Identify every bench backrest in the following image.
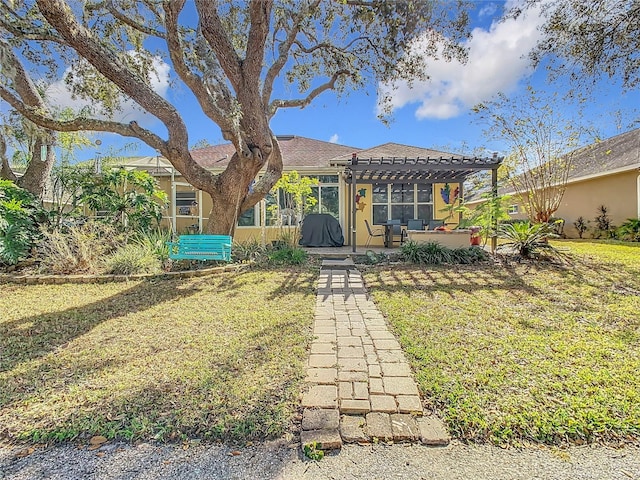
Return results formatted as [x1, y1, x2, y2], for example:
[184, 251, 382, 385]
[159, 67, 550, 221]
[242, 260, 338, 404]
[169, 234, 232, 261]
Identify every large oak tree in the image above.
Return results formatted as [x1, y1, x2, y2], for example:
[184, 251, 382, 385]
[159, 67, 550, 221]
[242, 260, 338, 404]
[0, 0, 469, 234]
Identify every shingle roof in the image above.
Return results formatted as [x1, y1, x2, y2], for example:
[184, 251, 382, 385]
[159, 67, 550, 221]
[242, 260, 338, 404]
[567, 127, 640, 181]
[329, 142, 457, 163]
[191, 135, 359, 169]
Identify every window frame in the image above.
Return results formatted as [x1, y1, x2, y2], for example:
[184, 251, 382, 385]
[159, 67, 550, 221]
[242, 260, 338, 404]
[372, 183, 435, 225]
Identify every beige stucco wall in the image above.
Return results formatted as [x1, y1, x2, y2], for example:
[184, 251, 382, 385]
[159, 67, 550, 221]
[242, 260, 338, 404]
[488, 170, 640, 238]
[557, 170, 639, 237]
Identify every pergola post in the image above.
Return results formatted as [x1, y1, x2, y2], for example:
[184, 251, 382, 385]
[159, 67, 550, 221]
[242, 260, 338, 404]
[491, 166, 498, 253]
[351, 154, 357, 253]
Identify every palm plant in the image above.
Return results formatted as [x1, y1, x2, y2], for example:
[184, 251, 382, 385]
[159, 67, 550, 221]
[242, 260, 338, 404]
[617, 218, 640, 242]
[497, 221, 558, 258]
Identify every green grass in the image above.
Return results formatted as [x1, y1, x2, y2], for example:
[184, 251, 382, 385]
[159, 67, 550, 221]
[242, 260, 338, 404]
[363, 240, 640, 446]
[0, 269, 317, 444]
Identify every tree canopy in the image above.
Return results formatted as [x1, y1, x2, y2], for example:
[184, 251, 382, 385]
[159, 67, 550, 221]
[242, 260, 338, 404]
[0, 0, 470, 234]
[514, 0, 640, 90]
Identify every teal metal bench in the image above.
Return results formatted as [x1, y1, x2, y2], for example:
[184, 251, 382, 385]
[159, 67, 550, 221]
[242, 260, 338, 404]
[167, 234, 232, 261]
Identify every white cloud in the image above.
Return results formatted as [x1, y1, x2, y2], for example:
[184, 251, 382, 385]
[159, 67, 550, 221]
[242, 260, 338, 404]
[479, 3, 499, 18]
[329, 133, 339, 144]
[45, 54, 170, 127]
[378, 4, 545, 119]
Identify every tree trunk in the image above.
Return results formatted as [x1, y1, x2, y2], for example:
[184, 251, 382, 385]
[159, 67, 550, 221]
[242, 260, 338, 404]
[202, 136, 283, 236]
[17, 140, 56, 199]
[0, 133, 18, 183]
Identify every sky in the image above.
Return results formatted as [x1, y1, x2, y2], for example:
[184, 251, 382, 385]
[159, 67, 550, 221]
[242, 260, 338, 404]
[32, 1, 640, 161]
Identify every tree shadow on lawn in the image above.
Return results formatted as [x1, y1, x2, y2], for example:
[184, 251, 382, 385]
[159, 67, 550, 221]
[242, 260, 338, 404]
[1, 314, 308, 444]
[364, 262, 541, 298]
[208, 268, 317, 301]
[0, 279, 202, 374]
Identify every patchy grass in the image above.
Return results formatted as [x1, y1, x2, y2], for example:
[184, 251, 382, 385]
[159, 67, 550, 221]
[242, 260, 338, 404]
[363, 241, 640, 446]
[0, 269, 317, 444]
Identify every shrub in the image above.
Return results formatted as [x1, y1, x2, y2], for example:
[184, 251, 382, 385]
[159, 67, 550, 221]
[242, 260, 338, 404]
[573, 216, 589, 239]
[133, 228, 172, 263]
[450, 246, 490, 264]
[105, 244, 162, 275]
[38, 222, 123, 274]
[233, 239, 269, 264]
[617, 218, 640, 242]
[497, 221, 558, 259]
[400, 241, 487, 265]
[79, 168, 168, 233]
[0, 180, 43, 265]
[267, 246, 308, 265]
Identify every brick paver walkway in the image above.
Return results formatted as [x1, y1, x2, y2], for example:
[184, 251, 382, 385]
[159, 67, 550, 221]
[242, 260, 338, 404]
[300, 259, 449, 451]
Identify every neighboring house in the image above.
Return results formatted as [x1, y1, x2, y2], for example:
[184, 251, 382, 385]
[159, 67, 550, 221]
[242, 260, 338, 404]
[114, 135, 500, 247]
[492, 128, 640, 238]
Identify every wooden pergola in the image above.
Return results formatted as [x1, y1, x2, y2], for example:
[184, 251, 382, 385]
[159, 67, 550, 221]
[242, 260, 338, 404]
[343, 154, 504, 252]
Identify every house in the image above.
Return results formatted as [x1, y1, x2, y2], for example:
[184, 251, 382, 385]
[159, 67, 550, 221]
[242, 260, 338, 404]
[495, 128, 640, 237]
[116, 135, 501, 247]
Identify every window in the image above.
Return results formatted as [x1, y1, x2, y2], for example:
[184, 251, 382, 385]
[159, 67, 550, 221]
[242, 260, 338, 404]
[176, 191, 197, 216]
[309, 175, 340, 218]
[508, 204, 519, 215]
[252, 174, 339, 227]
[372, 183, 434, 224]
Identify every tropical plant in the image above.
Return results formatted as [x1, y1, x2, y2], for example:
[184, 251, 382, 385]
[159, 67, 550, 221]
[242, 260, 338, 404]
[593, 205, 615, 239]
[79, 168, 168, 233]
[573, 216, 589, 239]
[401, 241, 451, 264]
[0, 180, 43, 265]
[617, 218, 640, 242]
[456, 193, 512, 246]
[497, 221, 558, 259]
[449, 246, 490, 264]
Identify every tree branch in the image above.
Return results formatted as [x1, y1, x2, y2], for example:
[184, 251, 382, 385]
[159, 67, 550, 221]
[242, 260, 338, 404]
[0, 84, 168, 154]
[104, 0, 165, 38]
[36, 0, 190, 151]
[244, 0, 272, 86]
[268, 70, 352, 116]
[164, 2, 232, 131]
[194, 0, 243, 90]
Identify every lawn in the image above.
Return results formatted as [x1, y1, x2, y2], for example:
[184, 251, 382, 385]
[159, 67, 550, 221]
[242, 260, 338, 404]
[363, 240, 640, 446]
[0, 268, 317, 444]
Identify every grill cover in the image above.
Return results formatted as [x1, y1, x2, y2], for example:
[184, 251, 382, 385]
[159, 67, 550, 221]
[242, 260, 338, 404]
[299, 214, 344, 247]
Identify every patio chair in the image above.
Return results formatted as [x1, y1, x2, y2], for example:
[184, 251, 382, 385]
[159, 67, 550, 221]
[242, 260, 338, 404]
[364, 219, 384, 247]
[407, 219, 425, 231]
[388, 219, 404, 245]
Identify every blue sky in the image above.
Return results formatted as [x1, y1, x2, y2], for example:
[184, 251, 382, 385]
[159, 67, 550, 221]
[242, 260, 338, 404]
[38, 1, 639, 162]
